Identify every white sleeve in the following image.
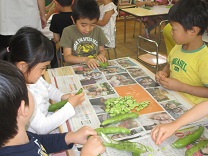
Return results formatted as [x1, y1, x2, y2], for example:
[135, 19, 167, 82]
[40, 77, 64, 102]
[28, 102, 75, 134]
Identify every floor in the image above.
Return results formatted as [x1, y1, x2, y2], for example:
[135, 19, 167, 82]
[107, 18, 168, 73]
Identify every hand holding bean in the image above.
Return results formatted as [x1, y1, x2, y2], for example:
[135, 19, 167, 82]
[68, 92, 85, 108]
[81, 135, 105, 156]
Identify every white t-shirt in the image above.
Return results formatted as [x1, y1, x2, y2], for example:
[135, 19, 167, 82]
[99, 2, 118, 48]
[27, 77, 75, 134]
[0, 0, 42, 35]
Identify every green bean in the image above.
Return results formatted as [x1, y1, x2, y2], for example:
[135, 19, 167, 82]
[101, 133, 147, 154]
[185, 140, 208, 156]
[101, 112, 139, 126]
[48, 88, 83, 112]
[48, 99, 68, 112]
[172, 126, 204, 148]
[75, 88, 83, 95]
[95, 127, 131, 135]
[99, 61, 108, 68]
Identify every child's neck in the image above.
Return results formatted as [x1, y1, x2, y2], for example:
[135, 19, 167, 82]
[103, 0, 111, 5]
[59, 6, 72, 12]
[183, 36, 204, 51]
[3, 128, 29, 147]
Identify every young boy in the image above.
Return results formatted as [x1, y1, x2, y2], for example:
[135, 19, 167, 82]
[49, 0, 74, 43]
[0, 61, 105, 156]
[155, 0, 208, 105]
[60, 0, 109, 69]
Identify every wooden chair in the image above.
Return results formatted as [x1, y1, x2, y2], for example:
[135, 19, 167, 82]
[137, 35, 167, 73]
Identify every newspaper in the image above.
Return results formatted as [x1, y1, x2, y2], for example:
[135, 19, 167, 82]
[46, 57, 208, 155]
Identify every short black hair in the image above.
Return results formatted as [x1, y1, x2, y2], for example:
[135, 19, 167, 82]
[0, 61, 28, 147]
[168, 0, 208, 35]
[56, 0, 73, 6]
[72, 0, 100, 22]
[0, 27, 54, 73]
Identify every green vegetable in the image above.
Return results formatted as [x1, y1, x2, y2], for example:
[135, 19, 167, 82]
[48, 99, 68, 112]
[172, 126, 204, 148]
[143, 6, 151, 10]
[95, 127, 131, 135]
[101, 112, 139, 126]
[99, 61, 108, 68]
[101, 132, 148, 154]
[105, 96, 149, 116]
[185, 140, 208, 156]
[48, 88, 83, 112]
[75, 88, 83, 95]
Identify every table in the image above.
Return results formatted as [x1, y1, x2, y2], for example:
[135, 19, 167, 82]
[202, 32, 208, 43]
[121, 5, 170, 42]
[44, 57, 208, 156]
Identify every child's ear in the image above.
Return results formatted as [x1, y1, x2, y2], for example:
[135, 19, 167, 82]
[18, 100, 29, 117]
[16, 61, 27, 73]
[189, 26, 200, 35]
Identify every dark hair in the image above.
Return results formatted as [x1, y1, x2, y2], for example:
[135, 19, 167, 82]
[0, 27, 54, 73]
[168, 0, 208, 35]
[72, 0, 100, 22]
[113, 0, 118, 5]
[0, 61, 29, 147]
[56, 0, 73, 6]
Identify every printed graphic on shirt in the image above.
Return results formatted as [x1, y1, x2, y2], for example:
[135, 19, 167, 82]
[74, 37, 98, 58]
[172, 58, 187, 72]
[34, 139, 48, 156]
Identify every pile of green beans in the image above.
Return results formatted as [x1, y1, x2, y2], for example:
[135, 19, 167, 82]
[105, 96, 149, 116]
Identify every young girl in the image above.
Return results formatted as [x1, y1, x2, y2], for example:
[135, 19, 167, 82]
[97, 0, 118, 48]
[0, 26, 85, 134]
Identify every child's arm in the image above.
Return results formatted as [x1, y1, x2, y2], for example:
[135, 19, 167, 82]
[159, 77, 208, 98]
[37, 0, 47, 29]
[97, 46, 107, 63]
[97, 9, 115, 26]
[136, 1, 155, 7]
[61, 92, 85, 108]
[53, 33, 60, 43]
[63, 47, 100, 69]
[151, 100, 208, 145]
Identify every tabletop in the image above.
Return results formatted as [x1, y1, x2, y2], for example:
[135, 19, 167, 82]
[121, 5, 170, 17]
[44, 57, 208, 156]
[121, 5, 170, 42]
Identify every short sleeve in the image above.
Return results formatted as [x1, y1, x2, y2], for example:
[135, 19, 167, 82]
[60, 26, 73, 48]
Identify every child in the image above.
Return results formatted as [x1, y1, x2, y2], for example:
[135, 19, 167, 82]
[0, 60, 105, 155]
[163, 23, 175, 54]
[0, 26, 85, 134]
[155, 0, 208, 105]
[60, 0, 109, 69]
[49, 0, 74, 43]
[96, 0, 118, 48]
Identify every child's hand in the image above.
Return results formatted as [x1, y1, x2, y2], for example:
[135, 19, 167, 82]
[81, 135, 105, 156]
[159, 77, 183, 91]
[97, 54, 107, 63]
[146, 1, 155, 6]
[68, 92, 85, 108]
[155, 71, 168, 84]
[67, 126, 98, 145]
[85, 58, 99, 69]
[151, 122, 179, 145]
